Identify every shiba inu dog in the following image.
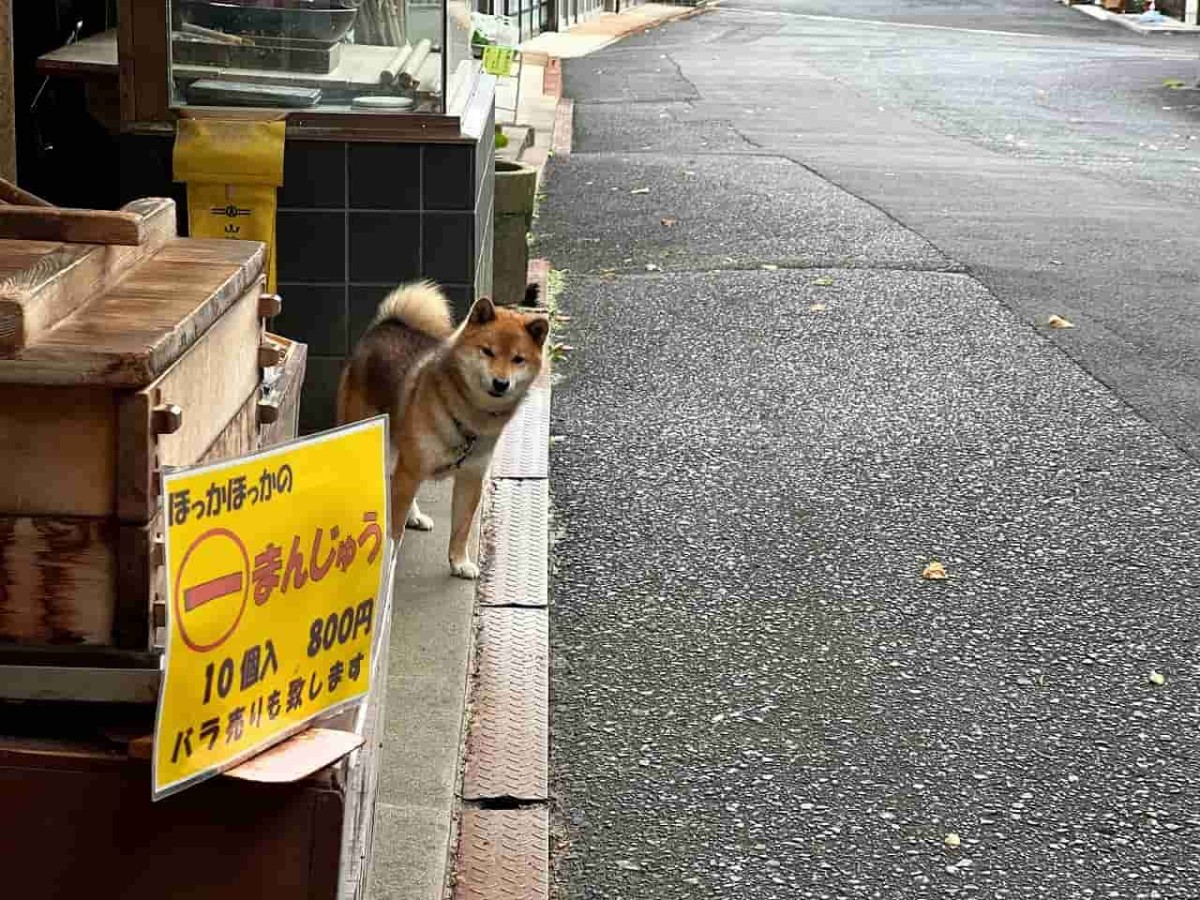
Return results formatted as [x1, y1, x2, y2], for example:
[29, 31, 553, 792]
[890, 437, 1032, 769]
[336, 281, 549, 579]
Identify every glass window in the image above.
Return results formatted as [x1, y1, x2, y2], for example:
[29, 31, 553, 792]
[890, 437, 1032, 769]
[167, 0, 474, 115]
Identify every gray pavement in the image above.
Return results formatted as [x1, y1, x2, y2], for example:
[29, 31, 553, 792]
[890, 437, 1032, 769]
[542, 2, 1200, 898]
[557, 1, 1200, 458]
[369, 483, 475, 900]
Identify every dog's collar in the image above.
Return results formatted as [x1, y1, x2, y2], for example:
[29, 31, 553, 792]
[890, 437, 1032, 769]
[435, 415, 478, 475]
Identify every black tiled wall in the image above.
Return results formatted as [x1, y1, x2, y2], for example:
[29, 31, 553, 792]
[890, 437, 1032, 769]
[120, 122, 495, 434]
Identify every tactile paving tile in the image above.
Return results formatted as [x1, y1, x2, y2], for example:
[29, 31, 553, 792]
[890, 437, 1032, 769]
[492, 385, 550, 480]
[478, 479, 548, 608]
[453, 806, 548, 900]
[463, 608, 548, 801]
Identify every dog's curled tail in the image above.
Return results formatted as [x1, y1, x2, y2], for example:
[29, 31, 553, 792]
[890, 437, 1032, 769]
[373, 280, 453, 339]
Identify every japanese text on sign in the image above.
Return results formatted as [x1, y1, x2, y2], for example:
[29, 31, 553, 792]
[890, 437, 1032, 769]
[153, 418, 390, 800]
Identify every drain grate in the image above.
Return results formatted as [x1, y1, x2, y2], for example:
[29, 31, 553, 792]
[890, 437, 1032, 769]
[492, 386, 550, 480]
[478, 479, 549, 608]
[463, 608, 548, 801]
[453, 805, 548, 900]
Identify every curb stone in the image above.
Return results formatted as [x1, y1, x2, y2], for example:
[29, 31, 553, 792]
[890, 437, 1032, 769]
[450, 250, 559, 898]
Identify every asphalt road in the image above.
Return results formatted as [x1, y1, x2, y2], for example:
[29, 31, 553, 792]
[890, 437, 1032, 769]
[542, 3, 1200, 899]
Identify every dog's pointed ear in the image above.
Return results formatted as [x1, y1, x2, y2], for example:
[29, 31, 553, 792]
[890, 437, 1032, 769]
[469, 296, 496, 325]
[525, 315, 550, 347]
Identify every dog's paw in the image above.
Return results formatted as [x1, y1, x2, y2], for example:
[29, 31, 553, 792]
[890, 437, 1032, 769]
[450, 560, 480, 580]
[406, 511, 435, 531]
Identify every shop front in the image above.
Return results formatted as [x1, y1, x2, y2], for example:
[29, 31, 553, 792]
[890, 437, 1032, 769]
[34, 0, 498, 431]
[0, 4, 496, 895]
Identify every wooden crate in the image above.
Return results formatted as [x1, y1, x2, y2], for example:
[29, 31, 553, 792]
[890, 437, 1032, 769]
[0, 193, 306, 654]
[0, 335, 307, 650]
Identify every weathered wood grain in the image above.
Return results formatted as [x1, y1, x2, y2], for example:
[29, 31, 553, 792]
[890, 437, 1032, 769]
[0, 384, 117, 517]
[260, 333, 308, 450]
[0, 238, 265, 386]
[0, 178, 51, 207]
[0, 206, 147, 245]
[116, 280, 264, 523]
[0, 198, 176, 352]
[0, 516, 117, 645]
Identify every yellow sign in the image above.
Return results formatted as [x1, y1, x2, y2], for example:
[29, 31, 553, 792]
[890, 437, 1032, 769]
[173, 117, 286, 292]
[153, 418, 391, 800]
[482, 45, 516, 76]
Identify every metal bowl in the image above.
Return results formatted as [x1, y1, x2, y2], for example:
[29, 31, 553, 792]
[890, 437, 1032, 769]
[180, 0, 359, 44]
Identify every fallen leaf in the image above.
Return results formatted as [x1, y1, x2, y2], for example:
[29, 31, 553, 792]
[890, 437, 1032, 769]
[1047, 314, 1074, 329]
[944, 833, 962, 849]
[1164, 78, 1187, 89]
[1149, 671, 1166, 686]
[660, 217, 678, 227]
[630, 187, 651, 195]
[921, 561, 948, 581]
[711, 713, 725, 723]
[761, 263, 779, 271]
[645, 263, 661, 271]
[813, 275, 835, 287]
[809, 303, 828, 313]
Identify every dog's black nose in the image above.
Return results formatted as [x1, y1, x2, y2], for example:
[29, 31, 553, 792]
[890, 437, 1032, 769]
[492, 378, 510, 394]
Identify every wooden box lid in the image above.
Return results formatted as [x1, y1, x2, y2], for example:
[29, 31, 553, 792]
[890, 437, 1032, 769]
[0, 192, 266, 387]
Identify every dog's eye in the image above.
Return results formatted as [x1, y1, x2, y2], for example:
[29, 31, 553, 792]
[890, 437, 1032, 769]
[513, 355, 525, 365]
[481, 347, 495, 358]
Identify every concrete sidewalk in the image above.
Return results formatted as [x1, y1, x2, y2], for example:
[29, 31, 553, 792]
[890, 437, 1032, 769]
[495, 2, 710, 175]
[1061, 0, 1200, 33]
[522, 2, 711, 58]
[368, 482, 477, 900]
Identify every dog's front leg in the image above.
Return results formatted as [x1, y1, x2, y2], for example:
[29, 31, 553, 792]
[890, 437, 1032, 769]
[448, 469, 485, 579]
[390, 464, 421, 543]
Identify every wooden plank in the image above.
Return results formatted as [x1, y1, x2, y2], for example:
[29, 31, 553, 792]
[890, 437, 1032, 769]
[36, 28, 118, 78]
[115, 385, 154, 526]
[0, 0, 13, 182]
[199, 387, 260, 466]
[111, 330, 298, 523]
[0, 177, 51, 207]
[0, 239, 63, 279]
[0, 512, 159, 651]
[0, 516, 117, 645]
[152, 283, 263, 470]
[114, 515, 161, 650]
[0, 384, 117, 517]
[116, 280, 264, 523]
[260, 333, 308, 450]
[0, 197, 177, 352]
[0, 238, 265, 386]
[0, 206, 147, 245]
[118, 0, 171, 125]
[0, 371, 265, 652]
